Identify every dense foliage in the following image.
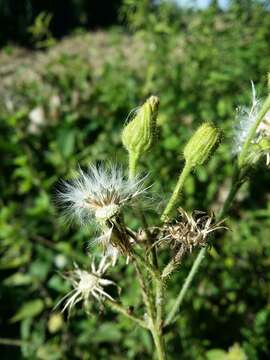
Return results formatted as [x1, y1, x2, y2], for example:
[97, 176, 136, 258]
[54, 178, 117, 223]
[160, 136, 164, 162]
[1, 1, 270, 359]
[0, 0, 122, 47]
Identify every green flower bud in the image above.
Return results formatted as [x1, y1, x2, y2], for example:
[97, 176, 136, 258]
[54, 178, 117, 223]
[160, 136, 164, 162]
[122, 96, 159, 157]
[183, 122, 221, 167]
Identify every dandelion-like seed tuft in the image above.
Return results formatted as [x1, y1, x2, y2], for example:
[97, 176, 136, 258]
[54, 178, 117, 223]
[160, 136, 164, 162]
[57, 163, 149, 225]
[234, 81, 261, 155]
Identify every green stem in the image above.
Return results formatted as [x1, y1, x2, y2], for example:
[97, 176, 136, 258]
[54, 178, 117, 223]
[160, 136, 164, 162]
[165, 248, 205, 326]
[128, 142, 166, 359]
[134, 259, 167, 359]
[134, 261, 155, 321]
[129, 151, 139, 179]
[155, 278, 164, 328]
[106, 299, 148, 329]
[161, 162, 193, 221]
[139, 208, 159, 268]
[0, 338, 25, 347]
[133, 252, 159, 280]
[151, 325, 167, 360]
[239, 93, 270, 167]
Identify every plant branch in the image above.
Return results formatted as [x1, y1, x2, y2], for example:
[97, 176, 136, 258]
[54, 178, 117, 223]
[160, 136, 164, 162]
[164, 248, 206, 326]
[0, 338, 26, 347]
[128, 152, 139, 179]
[106, 298, 148, 329]
[161, 161, 192, 221]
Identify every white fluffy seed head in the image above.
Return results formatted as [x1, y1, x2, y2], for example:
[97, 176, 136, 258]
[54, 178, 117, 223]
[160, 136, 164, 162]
[233, 81, 261, 154]
[57, 163, 149, 226]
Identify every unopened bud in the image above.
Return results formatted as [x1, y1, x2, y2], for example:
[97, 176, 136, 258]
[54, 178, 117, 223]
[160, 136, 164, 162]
[122, 96, 159, 157]
[183, 122, 221, 167]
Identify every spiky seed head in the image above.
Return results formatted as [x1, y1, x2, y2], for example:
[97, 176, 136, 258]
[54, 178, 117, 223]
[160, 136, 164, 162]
[122, 95, 159, 157]
[159, 208, 226, 279]
[183, 122, 221, 168]
[158, 208, 225, 254]
[56, 257, 115, 316]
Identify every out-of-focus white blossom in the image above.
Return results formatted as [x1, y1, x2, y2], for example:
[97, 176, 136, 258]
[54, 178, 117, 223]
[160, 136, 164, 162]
[28, 106, 46, 134]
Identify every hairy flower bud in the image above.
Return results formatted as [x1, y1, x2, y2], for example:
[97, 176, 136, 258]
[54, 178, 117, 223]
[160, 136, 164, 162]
[122, 96, 159, 157]
[183, 122, 221, 167]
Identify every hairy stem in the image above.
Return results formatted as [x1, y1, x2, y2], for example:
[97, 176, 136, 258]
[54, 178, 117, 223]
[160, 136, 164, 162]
[135, 256, 166, 359]
[134, 261, 155, 320]
[127, 142, 167, 359]
[139, 208, 159, 268]
[155, 278, 164, 328]
[133, 252, 159, 280]
[161, 162, 192, 221]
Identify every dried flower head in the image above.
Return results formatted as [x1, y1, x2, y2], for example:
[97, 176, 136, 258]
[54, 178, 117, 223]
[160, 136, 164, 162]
[158, 208, 226, 278]
[95, 229, 133, 266]
[158, 208, 225, 252]
[56, 257, 115, 316]
[57, 163, 148, 225]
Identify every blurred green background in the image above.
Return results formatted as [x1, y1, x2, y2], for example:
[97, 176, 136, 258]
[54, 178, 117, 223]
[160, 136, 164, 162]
[1, 0, 270, 359]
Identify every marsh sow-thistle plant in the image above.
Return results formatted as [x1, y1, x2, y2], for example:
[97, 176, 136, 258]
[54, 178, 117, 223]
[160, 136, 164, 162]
[56, 82, 270, 359]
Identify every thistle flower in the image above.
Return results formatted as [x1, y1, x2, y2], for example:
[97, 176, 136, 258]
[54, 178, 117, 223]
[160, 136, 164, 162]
[234, 81, 261, 154]
[56, 257, 115, 316]
[58, 163, 148, 225]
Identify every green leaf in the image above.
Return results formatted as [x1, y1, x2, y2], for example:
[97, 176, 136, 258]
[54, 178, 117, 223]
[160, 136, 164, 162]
[57, 127, 75, 158]
[206, 349, 227, 360]
[90, 323, 122, 343]
[11, 299, 44, 323]
[4, 272, 32, 286]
